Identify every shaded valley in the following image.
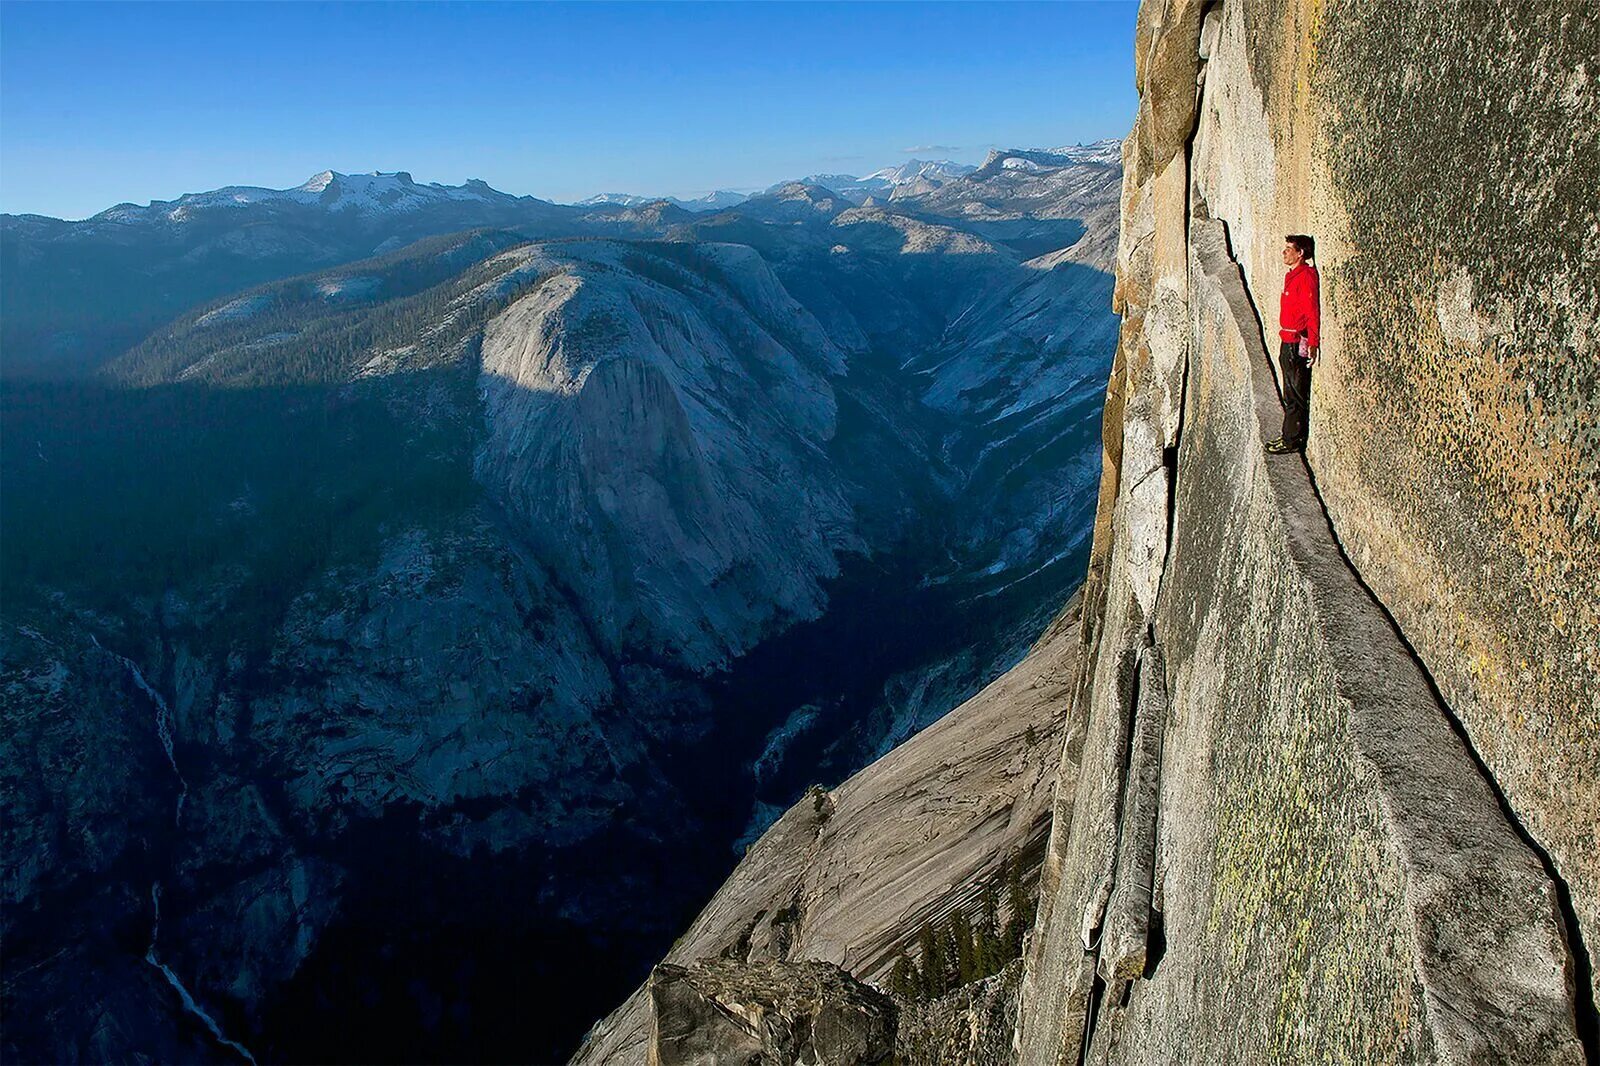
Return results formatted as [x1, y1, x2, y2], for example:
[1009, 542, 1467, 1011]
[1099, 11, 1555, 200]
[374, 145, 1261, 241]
[0, 146, 1120, 1063]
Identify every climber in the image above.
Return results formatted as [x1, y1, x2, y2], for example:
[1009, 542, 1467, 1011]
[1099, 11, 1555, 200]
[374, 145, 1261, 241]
[1266, 233, 1320, 455]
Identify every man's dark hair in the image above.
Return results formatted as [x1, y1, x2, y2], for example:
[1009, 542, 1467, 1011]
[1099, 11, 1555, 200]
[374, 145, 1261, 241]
[1285, 233, 1316, 262]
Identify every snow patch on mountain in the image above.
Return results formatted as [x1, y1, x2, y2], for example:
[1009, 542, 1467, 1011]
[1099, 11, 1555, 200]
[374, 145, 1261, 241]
[864, 159, 976, 184]
[770, 160, 976, 204]
[579, 193, 657, 208]
[315, 276, 381, 301]
[96, 171, 518, 224]
[972, 141, 1123, 179]
[578, 190, 751, 212]
[1043, 139, 1123, 165]
[196, 294, 273, 327]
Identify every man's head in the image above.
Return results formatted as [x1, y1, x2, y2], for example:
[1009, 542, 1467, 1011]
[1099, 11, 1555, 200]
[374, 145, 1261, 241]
[1283, 233, 1315, 266]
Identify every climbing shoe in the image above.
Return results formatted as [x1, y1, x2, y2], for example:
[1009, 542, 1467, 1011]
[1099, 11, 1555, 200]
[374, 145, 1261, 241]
[1265, 437, 1300, 455]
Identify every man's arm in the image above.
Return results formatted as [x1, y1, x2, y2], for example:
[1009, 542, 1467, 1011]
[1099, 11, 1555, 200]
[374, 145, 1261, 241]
[1305, 271, 1321, 363]
[1307, 271, 1321, 347]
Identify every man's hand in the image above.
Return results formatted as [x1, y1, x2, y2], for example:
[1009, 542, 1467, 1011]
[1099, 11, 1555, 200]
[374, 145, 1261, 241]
[1305, 344, 1320, 366]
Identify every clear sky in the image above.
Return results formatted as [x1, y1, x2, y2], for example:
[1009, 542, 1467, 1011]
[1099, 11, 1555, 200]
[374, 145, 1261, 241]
[0, 1, 1138, 220]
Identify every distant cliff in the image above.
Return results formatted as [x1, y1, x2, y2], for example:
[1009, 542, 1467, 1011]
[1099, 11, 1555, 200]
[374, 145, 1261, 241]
[1016, 0, 1597, 1062]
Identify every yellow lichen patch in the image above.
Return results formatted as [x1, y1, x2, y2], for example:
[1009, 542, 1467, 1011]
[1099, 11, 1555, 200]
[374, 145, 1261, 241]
[1297, 0, 1600, 983]
[1189, 483, 1421, 1062]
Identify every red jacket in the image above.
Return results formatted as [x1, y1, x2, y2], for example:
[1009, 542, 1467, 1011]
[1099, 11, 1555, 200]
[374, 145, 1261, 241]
[1279, 262, 1320, 347]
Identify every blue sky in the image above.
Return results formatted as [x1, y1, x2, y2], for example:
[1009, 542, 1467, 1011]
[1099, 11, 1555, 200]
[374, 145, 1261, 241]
[0, 1, 1137, 220]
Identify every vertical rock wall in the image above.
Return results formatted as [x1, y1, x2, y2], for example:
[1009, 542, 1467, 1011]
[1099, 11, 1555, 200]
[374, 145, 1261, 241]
[1018, 1, 1597, 1062]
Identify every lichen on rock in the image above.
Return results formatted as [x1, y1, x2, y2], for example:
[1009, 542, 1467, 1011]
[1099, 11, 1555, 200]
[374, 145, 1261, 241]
[1017, 1, 1597, 1063]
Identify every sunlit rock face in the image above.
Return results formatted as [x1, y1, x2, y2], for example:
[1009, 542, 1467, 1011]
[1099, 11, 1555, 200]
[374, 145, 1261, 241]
[573, 604, 1081, 1065]
[476, 240, 857, 674]
[1016, 1, 1596, 1063]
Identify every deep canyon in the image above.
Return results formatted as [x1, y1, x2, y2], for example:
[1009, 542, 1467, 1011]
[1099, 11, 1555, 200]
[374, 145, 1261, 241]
[1, 145, 1120, 1063]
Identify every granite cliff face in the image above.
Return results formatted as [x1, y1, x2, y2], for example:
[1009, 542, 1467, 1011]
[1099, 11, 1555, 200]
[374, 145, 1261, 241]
[476, 240, 857, 673]
[574, 602, 1082, 1064]
[574, 5, 1594, 1062]
[1016, 1, 1597, 1063]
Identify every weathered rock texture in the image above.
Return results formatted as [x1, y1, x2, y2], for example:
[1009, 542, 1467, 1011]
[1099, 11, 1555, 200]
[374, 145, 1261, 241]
[894, 959, 1024, 1066]
[573, 602, 1081, 1064]
[1016, 1, 1597, 1063]
[648, 959, 895, 1066]
[477, 240, 856, 674]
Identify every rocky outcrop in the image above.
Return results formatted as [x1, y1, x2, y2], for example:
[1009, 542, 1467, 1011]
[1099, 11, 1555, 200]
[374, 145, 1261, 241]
[1017, 1, 1597, 1063]
[245, 523, 623, 836]
[648, 959, 896, 1066]
[894, 959, 1024, 1066]
[573, 602, 1081, 1064]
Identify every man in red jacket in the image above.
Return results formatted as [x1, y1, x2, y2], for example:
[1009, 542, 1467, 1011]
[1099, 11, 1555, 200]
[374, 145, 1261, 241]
[1266, 233, 1319, 454]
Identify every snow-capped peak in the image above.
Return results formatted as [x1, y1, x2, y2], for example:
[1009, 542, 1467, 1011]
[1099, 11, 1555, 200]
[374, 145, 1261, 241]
[863, 159, 976, 185]
[1042, 139, 1123, 166]
[766, 160, 977, 204]
[579, 192, 658, 207]
[88, 170, 518, 225]
[575, 189, 751, 212]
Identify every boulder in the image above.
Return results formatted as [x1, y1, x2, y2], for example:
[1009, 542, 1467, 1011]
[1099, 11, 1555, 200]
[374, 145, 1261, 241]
[648, 959, 895, 1066]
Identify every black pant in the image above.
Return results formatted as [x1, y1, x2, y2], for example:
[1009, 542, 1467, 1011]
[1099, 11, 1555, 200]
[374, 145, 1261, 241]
[1278, 341, 1311, 444]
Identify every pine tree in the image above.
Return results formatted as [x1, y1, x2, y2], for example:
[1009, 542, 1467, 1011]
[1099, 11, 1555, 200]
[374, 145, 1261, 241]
[953, 908, 976, 984]
[917, 920, 944, 1001]
[890, 952, 922, 1000]
[976, 880, 1002, 979]
[937, 919, 955, 997]
[1003, 855, 1036, 959]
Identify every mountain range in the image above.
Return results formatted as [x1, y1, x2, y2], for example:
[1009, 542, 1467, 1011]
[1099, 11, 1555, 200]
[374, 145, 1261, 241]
[569, 146, 1116, 216]
[0, 140, 1122, 1062]
[0, 142, 1115, 383]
